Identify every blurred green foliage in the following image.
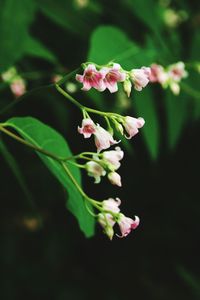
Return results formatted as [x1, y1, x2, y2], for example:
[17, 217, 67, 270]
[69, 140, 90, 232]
[0, 0, 200, 299]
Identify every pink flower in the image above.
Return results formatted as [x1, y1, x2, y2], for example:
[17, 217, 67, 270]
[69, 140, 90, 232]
[94, 125, 118, 152]
[102, 197, 121, 213]
[123, 116, 145, 139]
[108, 172, 122, 187]
[168, 61, 187, 82]
[102, 146, 124, 171]
[117, 214, 140, 238]
[101, 63, 126, 93]
[85, 161, 106, 183]
[130, 67, 151, 91]
[10, 78, 26, 97]
[76, 64, 105, 91]
[149, 64, 167, 84]
[78, 118, 96, 138]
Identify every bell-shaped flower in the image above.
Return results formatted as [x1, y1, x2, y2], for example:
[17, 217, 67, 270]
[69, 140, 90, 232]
[149, 64, 168, 84]
[117, 214, 140, 238]
[85, 161, 106, 183]
[76, 64, 105, 91]
[102, 146, 124, 171]
[102, 197, 121, 213]
[94, 125, 119, 152]
[168, 61, 188, 82]
[123, 116, 145, 139]
[78, 118, 96, 138]
[101, 63, 126, 93]
[130, 67, 151, 91]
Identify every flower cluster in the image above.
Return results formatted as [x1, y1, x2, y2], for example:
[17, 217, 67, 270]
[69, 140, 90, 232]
[78, 116, 145, 152]
[1, 67, 26, 98]
[85, 146, 124, 187]
[149, 61, 188, 95]
[98, 198, 140, 240]
[76, 63, 151, 97]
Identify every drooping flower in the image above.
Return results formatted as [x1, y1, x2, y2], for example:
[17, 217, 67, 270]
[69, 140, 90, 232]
[123, 116, 145, 139]
[78, 118, 96, 138]
[76, 64, 105, 91]
[102, 197, 121, 213]
[10, 78, 26, 97]
[102, 146, 124, 171]
[168, 61, 188, 82]
[94, 125, 119, 152]
[149, 64, 168, 84]
[130, 67, 151, 91]
[117, 214, 140, 238]
[108, 172, 122, 187]
[100, 63, 126, 93]
[85, 161, 106, 183]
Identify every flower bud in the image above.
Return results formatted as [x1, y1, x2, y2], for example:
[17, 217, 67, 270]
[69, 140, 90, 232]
[123, 79, 132, 97]
[108, 172, 122, 187]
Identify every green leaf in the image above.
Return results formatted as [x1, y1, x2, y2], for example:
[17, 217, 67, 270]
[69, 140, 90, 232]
[164, 91, 189, 149]
[88, 26, 157, 69]
[0, 0, 36, 71]
[5, 117, 95, 237]
[132, 88, 160, 159]
[24, 36, 58, 64]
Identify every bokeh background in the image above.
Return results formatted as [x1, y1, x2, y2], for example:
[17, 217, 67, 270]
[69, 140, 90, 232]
[0, 0, 200, 299]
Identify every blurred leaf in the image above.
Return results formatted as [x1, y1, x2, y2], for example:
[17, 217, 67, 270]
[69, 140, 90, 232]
[190, 30, 200, 61]
[132, 87, 160, 159]
[5, 117, 95, 237]
[36, 0, 98, 37]
[0, 0, 36, 71]
[88, 26, 157, 69]
[24, 36, 58, 64]
[164, 90, 189, 149]
[124, 0, 164, 32]
[178, 266, 200, 297]
[0, 138, 34, 204]
[188, 30, 200, 120]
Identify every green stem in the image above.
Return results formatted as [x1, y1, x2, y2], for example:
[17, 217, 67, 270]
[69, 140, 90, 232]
[56, 68, 80, 86]
[55, 84, 84, 109]
[0, 124, 64, 162]
[0, 83, 54, 116]
[61, 162, 102, 210]
[55, 84, 122, 118]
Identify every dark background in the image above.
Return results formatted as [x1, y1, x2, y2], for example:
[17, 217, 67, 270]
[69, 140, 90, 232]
[0, 0, 200, 299]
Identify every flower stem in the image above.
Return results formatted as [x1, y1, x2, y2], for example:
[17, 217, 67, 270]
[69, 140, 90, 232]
[55, 84, 122, 118]
[180, 82, 200, 100]
[61, 162, 102, 210]
[0, 124, 64, 162]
